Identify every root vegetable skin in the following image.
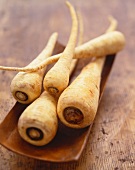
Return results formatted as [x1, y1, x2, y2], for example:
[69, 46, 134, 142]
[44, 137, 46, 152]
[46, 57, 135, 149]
[18, 91, 58, 146]
[74, 31, 125, 59]
[43, 1, 78, 97]
[10, 32, 58, 104]
[57, 57, 104, 128]
[69, 11, 84, 76]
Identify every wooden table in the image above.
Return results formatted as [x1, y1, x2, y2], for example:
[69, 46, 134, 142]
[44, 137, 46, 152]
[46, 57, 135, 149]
[0, 0, 135, 169]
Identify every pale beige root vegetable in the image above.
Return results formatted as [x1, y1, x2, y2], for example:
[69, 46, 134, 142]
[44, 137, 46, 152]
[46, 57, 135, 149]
[18, 91, 58, 146]
[57, 57, 104, 128]
[0, 31, 125, 72]
[57, 17, 119, 129]
[10, 32, 58, 104]
[43, 1, 78, 97]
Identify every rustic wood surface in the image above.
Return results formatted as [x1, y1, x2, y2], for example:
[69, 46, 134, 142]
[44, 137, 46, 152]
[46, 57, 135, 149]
[0, 0, 135, 169]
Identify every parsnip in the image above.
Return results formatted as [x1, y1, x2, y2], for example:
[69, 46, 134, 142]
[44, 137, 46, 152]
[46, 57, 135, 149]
[43, 1, 78, 97]
[18, 91, 58, 146]
[10, 32, 58, 104]
[57, 17, 119, 129]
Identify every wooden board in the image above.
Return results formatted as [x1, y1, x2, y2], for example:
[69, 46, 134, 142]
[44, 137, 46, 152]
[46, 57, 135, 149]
[0, 0, 135, 169]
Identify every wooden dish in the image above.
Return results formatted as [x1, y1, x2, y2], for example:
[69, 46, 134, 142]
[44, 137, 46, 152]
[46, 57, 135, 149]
[0, 42, 116, 163]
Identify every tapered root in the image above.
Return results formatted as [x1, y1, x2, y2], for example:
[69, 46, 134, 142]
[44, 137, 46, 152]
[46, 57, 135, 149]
[18, 91, 58, 146]
[43, 1, 78, 97]
[10, 32, 58, 104]
[57, 17, 119, 129]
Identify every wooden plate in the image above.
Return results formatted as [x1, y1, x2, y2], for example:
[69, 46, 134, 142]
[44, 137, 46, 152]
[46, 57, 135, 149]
[0, 42, 116, 162]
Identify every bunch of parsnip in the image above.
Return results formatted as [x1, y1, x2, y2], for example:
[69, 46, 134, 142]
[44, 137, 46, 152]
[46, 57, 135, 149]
[0, 1, 125, 146]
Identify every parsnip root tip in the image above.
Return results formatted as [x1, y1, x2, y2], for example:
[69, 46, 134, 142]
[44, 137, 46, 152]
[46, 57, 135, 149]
[66, 1, 71, 7]
[107, 15, 118, 33]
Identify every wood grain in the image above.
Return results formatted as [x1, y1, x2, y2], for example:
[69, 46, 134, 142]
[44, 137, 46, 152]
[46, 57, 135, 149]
[0, 0, 135, 169]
